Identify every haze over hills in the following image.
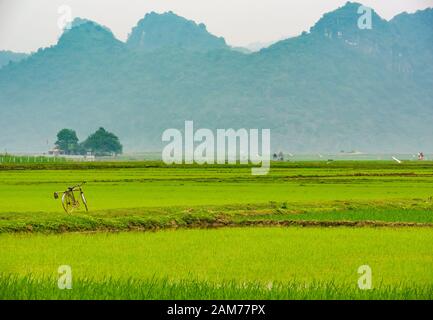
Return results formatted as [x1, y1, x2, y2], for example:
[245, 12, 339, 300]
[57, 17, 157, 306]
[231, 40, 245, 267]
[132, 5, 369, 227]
[0, 2, 432, 153]
[0, 51, 28, 69]
[127, 11, 228, 52]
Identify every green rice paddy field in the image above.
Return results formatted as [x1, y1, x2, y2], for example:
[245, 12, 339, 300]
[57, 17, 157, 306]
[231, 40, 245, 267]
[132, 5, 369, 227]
[1, 161, 433, 299]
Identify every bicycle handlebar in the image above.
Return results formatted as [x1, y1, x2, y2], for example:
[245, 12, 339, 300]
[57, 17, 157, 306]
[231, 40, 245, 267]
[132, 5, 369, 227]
[64, 182, 86, 191]
[55, 182, 86, 194]
[70, 182, 86, 189]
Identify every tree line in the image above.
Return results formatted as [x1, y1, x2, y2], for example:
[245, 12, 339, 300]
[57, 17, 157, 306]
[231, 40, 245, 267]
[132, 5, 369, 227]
[55, 127, 122, 156]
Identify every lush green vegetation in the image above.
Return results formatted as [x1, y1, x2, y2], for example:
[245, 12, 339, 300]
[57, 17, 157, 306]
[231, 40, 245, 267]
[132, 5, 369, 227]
[1, 160, 433, 299]
[2, 276, 432, 300]
[55, 129, 80, 155]
[1, 227, 433, 299]
[55, 127, 122, 155]
[1, 201, 433, 234]
[0, 154, 67, 164]
[81, 127, 122, 155]
[1, 160, 433, 233]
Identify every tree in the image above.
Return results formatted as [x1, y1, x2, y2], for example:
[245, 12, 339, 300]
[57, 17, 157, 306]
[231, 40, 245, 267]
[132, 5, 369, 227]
[55, 129, 79, 154]
[81, 127, 122, 156]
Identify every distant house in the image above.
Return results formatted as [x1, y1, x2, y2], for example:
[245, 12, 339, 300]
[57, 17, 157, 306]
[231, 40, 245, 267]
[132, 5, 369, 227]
[48, 146, 61, 156]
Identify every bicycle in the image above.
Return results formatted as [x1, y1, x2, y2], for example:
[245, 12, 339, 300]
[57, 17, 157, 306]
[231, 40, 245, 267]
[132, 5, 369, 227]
[54, 182, 88, 214]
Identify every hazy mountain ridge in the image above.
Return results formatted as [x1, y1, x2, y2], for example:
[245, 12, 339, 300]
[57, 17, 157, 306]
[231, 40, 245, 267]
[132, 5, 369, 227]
[0, 2, 432, 153]
[127, 11, 228, 52]
[0, 51, 28, 69]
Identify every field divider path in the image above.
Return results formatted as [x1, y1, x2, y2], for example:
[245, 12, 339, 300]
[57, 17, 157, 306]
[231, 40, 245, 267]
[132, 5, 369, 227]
[1, 198, 433, 234]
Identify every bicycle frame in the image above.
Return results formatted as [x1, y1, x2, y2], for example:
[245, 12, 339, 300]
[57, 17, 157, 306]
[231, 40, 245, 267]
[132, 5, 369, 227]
[54, 182, 88, 213]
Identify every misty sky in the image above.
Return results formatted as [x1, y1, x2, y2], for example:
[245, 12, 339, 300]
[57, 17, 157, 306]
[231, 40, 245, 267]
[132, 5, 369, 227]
[1, 0, 433, 53]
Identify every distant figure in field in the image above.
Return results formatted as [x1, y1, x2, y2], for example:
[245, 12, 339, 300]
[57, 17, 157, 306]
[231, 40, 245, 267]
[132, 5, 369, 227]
[418, 152, 425, 161]
[278, 152, 284, 161]
[273, 153, 278, 161]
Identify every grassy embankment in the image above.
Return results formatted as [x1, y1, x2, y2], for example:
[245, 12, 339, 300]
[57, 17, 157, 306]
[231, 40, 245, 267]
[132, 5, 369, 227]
[1, 161, 433, 233]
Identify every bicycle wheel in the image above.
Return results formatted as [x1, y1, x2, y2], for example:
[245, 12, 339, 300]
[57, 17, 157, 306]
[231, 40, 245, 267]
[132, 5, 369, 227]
[81, 192, 88, 212]
[61, 192, 75, 214]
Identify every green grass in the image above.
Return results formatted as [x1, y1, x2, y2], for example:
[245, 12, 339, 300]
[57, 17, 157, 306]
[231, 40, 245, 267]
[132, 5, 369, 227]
[2, 276, 432, 300]
[238, 206, 433, 224]
[1, 200, 433, 234]
[1, 227, 433, 299]
[1, 161, 433, 299]
[1, 161, 433, 232]
[1, 161, 433, 233]
[0, 154, 67, 164]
